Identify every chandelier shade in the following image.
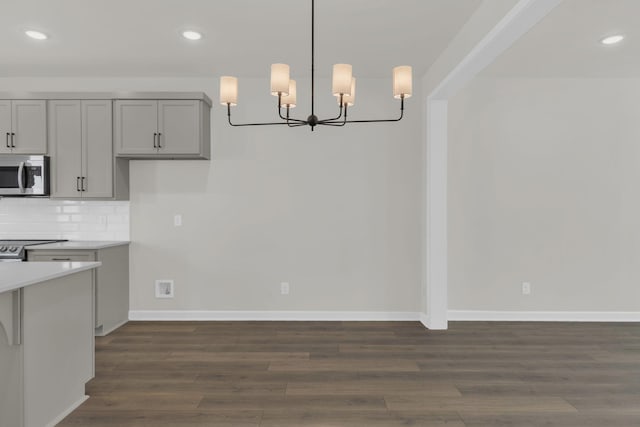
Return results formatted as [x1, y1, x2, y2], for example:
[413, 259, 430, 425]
[219, 76, 238, 106]
[220, 0, 412, 131]
[281, 80, 297, 108]
[270, 64, 290, 96]
[393, 66, 413, 99]
[339, 78, 356, 107]
[332, 64, 353, 96]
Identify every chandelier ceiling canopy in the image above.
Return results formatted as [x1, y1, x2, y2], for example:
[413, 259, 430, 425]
[219, 0, 412, 131]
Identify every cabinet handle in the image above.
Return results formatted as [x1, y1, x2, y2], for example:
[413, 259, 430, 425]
[157, 132, 162, 148]
[81, 176, 86, 192]
[5, 133, 9, 148]
[11, 133, 15, 148]
[153, 132, 157, 148]
[52, 258, 72, 261]
[76, 177, 81, 192]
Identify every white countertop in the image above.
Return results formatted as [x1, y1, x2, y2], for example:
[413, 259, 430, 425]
[27, 241, 130, 250]
[0, 262, 101, 294]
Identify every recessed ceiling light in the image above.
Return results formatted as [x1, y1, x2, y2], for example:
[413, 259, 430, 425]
[25, 30, 48, 40]
[182, 30, 202, 41]
[601, 34, 624, 45]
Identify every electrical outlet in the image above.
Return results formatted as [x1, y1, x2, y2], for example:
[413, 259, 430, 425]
[522, 282, 531, 295]
[174, 214, 182, 227]
[155, 280, 174, 298]
[280, 282, 290, 295]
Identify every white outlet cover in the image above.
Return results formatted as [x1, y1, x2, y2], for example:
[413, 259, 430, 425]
[280, 282, 290, 295]
[155, 280, 174, 298]
[522, 282, 531, 295]
[174, 214, 182, 227]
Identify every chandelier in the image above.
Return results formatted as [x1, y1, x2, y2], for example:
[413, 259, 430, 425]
[219, 0, 412, 131]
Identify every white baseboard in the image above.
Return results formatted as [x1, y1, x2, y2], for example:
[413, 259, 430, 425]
[129, 310, 421, 322]
[46, 395, 89, 427]
[128, 310, 640, 324]
[448, 310, 640, 322]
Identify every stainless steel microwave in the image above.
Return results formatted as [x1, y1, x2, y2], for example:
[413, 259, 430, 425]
[0, 155, 50, 196]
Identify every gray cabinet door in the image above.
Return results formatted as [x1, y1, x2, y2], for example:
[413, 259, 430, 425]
[82, 100, 113, 198]
[0, 101, 10, 154]
[49, 100, 114, 199]
[114, 100, 158, 155]
[11, 100, 47, 154]
[158, 100, 201, 154]
[49, 100, 83, 198]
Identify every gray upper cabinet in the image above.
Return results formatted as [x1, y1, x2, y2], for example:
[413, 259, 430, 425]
[113, 100, 158, 155]
[83, 101, 117, 198]
[49, 100, 128, 199]
[0, 100, 47, 154]
[48, 100, 82, 198]
[158, 101, 202, 155]
[114, 99, 210, 159]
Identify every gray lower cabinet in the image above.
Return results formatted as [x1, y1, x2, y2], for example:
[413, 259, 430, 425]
[0, 99, 47, 154]
[27, 245, 130, 336]
[114, 99, 210, 159]
[48, 100, 129, 199]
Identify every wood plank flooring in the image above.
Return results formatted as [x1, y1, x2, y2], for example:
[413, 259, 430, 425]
[59, 321, 640, 426]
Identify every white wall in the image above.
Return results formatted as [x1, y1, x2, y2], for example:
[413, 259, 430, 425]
[0, 77, 423, 314]
[448, 77, 640, 311]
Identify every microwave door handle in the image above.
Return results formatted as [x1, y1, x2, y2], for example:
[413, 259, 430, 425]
[17, 162, 25, 193]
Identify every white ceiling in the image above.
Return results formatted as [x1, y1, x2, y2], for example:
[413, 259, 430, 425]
[0, 0, 482, 78]
[482, 0, 640, 78]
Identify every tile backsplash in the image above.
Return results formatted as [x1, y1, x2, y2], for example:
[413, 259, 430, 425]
[0, 199, 129, 241]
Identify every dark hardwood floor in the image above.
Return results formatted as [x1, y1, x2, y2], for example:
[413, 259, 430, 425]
[59, 321, 640, 426]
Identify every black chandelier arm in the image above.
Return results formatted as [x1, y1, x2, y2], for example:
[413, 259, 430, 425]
[322, 102, 349, 125]
[227, 95, 405, 128]
[317, 102, 345, 123]
[319, 121, 347, 127]
[226, 103, 293, 126]
[317, 94, 345, 122]
[277, 103, 306, 124]
[342, 109, 404, 123]
[317, 104, 348, 126]
[227, 118, 293, 127]
[284, 107, 308, 127]
[278, 108, 306, 124]
[287, 121, 308, 128]
[334, 97, 405, 124]
[287, 110, 308, 127]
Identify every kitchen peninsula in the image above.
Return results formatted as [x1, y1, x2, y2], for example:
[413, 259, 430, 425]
[0, 261, 100, 427]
